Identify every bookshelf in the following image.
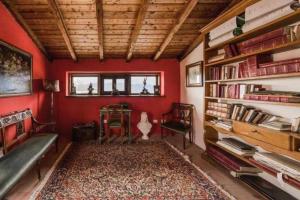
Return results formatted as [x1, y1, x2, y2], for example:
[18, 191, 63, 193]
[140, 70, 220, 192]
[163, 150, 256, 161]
[202, 0, 300, 197]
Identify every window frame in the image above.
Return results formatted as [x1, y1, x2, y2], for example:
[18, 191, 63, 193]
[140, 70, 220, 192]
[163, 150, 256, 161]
[68, 73, 161, 96]
[100, 74, 129, 95]
[69, 73, 100, 96]
[129, 74, 160, 95]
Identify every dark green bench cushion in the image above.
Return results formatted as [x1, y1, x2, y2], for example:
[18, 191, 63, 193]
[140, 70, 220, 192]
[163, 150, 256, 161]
[0, 133, 58, 199]
[107, 119, 122, 127]
[161, 121, 191, 134]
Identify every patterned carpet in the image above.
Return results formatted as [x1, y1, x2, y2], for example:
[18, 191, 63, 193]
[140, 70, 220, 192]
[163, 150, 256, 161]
[37, 141, 231, 200]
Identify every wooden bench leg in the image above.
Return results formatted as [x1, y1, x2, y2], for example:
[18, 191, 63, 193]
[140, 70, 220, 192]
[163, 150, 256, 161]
[55, 138, 59, 153]
[189, 131, 192, 144]
[36, 160, 41, 181]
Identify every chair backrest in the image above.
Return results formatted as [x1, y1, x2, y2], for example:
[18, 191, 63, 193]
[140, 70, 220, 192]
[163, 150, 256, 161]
[106, 104, 125, 125]
[171, 103, 194, 124]
[0, 109, 33, 154]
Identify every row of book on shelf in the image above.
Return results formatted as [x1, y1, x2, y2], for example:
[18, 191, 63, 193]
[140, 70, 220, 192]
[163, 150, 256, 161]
[209, 82, 300, 104]
[208, 56, 300, 81]
[207, 0, 300, 48]
[207, 136, 300, 198]
[206, 102, 300, 132]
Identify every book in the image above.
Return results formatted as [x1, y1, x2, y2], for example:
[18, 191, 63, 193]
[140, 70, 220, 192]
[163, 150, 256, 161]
[221, 138, 256, 151]
[216, 141, 256, 156]
[207, 53, 225, 63]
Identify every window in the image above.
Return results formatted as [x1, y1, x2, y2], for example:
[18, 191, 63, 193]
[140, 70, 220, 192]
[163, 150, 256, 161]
[100, 75, 128, 95]
[130, 75, 159, 95]
[70, 74, 99, 95]
[69, 73, 160, 96]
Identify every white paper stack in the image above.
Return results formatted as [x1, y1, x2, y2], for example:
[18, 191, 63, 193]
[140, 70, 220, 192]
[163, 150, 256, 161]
[243, 0, 296, 32]
[253, 152, 300, 181]
[208, 16, 243, 47]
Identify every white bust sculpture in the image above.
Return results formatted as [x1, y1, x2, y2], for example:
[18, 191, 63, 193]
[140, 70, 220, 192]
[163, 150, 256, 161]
[137, 112, 152, 140]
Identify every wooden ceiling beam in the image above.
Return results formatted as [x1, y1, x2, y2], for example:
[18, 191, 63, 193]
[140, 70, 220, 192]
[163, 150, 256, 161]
[126, 0, 149, 61]
[2, 0, 50, 60]
[153, 0, 198, 61]
[47, 0, 77, 61]
[96, 0, 104, 61]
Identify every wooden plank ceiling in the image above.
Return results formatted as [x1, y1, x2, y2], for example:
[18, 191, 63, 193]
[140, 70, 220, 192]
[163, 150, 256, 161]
[7, 0, 236, 61]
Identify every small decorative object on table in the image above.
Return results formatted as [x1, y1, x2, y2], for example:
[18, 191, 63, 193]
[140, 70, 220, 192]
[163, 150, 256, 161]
[140, 77, 150, 95]
[88, 83, 94, 95]
[72, 121, 97, 142]
[70, 82, 76, 95]
[137, 112, 152, 140]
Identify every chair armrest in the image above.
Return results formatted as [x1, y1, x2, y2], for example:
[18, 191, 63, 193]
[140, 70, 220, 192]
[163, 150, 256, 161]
[32, 118, 56, 134]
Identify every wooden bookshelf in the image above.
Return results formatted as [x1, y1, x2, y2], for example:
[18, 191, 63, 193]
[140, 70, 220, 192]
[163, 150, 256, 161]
[205, 39, 300, 67]
[202, 0, 300, 195]
[205, 72, 300, 83]
[205, 9, 300, 52]
[205, 96, 300, 107]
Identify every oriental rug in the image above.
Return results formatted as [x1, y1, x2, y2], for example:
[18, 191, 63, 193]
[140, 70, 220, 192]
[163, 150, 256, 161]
[36, 141, 233, 200]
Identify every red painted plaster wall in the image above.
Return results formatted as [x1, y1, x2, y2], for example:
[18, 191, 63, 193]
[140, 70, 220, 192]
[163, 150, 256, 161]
[0, 2, 50, 141]
[49, 59, 180, 140]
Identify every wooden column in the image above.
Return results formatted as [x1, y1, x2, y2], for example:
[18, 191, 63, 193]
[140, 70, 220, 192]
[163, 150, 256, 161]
[153, 0, 198, 61]
[126, 0, 149, 61]
[47, 0, 77, 61]
[2, 0, 50, 60]
[96, 0, 104, 61]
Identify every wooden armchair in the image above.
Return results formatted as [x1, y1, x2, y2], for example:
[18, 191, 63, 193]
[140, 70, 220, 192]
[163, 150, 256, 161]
[106, 104, 127, 141]
[161, 103, 194, 149]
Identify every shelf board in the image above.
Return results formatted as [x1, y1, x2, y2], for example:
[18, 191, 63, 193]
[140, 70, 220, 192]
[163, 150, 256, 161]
[205, 39, 300, 67]
[205, 10, 300, 52]
[205, 139, 255, 166]
[205, 96, 300, 107]
[205, 72, 300, 83]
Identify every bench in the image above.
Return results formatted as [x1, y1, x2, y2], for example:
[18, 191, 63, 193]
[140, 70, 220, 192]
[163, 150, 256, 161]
[161, 103, 194, 149]
[0, 109, 58, 199]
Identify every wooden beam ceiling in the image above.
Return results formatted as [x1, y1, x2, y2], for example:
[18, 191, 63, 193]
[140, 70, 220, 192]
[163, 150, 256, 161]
[2, 0, 50, 60]
[126, 0, 149, 61]
[96, 0, 104, 61]
[153, 0, 198, 61]
[46, 0, 77, 61]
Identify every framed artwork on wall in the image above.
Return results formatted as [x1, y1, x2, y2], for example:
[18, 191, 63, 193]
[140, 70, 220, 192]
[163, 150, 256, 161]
[0, 40, 32, 97]
[186, 61, 203, 87]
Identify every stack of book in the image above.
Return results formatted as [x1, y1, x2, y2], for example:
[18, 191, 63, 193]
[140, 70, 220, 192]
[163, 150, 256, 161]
[207, 145, 260, 174]
[243, 0, 297, 33]
[253, 152, 300, 182]
[239, 55, 272, 78]
[207, 49, 226, 63]
[244, 90, 300, 103]
[208, 65, 238, 80]
[209, 83, 263, 99]
[259, 117, 292, 131]
[237, 27, 293, 55]
[210, 119, 233, 131]
[224, 44, 239, 58]
[206, 102, 232, 119]
[231, 104, 275, 124]
[208, 14, 245, 47]
[216, 138, 256, 156]
[257, 57, 300, 76]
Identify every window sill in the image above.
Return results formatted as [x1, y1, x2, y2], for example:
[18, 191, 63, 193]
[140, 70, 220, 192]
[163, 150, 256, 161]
[66, 94, 165, 98]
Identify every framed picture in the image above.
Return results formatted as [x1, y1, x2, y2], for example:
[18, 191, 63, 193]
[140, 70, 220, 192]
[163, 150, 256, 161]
[0, 40, 32, 97]
[186, 61, 203, 87]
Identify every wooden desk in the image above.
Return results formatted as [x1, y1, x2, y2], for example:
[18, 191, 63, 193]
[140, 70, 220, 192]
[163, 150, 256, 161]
[99, 107, 132, 143]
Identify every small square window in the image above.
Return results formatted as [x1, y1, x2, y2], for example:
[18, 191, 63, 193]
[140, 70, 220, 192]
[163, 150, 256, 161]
[103, 79, 113, 92]
[130, 75, 158, 94]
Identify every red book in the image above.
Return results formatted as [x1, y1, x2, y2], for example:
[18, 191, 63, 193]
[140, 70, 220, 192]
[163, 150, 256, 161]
[238, 28, 288, 48]
[249, 158, 278, 177]
[224, 44, 233, 58]
[259, 58, 300, 68]
[266, 66, 277, 75]
[256, 68, 267, 76]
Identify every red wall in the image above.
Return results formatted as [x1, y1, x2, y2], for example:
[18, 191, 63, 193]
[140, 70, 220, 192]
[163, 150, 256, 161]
[49, 59, 180, 140]
[0, 2, 50, 141]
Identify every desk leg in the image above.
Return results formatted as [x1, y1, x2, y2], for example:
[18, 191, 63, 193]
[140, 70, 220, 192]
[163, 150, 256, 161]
[99, 112, 105, 143]
[128, 112, 132, 144]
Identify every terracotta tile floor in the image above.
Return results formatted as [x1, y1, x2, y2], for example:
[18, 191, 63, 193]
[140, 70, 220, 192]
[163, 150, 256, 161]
[5, 134, 264, 200]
